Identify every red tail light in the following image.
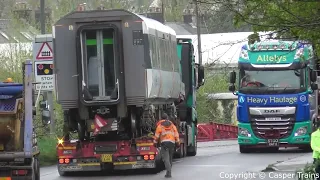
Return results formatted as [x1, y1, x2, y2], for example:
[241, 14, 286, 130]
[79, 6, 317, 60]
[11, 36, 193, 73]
[149, 155, 155, 160]
[59, 159, 64, 164]
[12, 170, 28, 175]
[59, 158, 70, 164]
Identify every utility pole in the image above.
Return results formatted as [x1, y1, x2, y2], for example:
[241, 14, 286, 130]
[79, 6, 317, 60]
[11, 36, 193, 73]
[39, 0, 55, 134]
[161, 0, 165, 23]
[194, 0, 202, 65]
[40, 0, 45, 34]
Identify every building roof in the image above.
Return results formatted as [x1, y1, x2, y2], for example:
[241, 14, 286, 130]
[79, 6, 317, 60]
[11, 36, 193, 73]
[0, 19, 37, 44]
[177, 32, 272, 65]
[165, 22, 196, 35]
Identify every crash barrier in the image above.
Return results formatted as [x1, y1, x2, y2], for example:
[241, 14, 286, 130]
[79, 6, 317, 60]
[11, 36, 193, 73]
[197, 122, 238, 142]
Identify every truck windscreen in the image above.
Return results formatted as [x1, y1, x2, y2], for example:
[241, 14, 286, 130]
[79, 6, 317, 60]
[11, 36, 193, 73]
[239, 69, 306, 94]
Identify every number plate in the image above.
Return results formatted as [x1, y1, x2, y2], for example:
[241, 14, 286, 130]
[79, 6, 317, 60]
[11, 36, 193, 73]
[267, 139, 279, 146]
[265, 117, 281, 121]
[132, 163, 155, 169]
[101, 154, 113, 162]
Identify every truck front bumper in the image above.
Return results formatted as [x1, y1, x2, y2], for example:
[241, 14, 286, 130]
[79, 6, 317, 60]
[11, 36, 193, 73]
[238, 121, 311, 148]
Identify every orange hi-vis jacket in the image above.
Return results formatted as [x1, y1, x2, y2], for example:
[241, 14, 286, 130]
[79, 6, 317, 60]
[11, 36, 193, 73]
[153, 120, 180, 144]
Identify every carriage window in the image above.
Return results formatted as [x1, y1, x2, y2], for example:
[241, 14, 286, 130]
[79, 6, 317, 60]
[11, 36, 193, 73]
[83, 28, 118, 101]
[153, 37, 161, 69]
[163, 40, 168, 71]
[154, 37, 160, 69]
[85, 30, 99, 97]
[160, 39, 165, 71]
[173, 41, 179, 72]
[148, 37, 153, 68]
[165, 40, 170, 71]
[151, 36, 158, 69]
[102, 29, 117, 99]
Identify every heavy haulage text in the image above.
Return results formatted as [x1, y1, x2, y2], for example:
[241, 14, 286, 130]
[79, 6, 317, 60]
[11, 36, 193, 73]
[247, 97, 297, 105]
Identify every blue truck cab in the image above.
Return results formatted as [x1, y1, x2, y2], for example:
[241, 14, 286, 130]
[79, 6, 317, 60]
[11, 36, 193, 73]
[228, 40, 318, 153]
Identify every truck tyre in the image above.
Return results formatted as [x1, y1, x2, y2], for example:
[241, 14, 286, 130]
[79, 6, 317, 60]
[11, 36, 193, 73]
[265, 147, 279, 153]
[183, 142, 187, 157]
[34, 157, 40, 180]
[300, 145, 312, 152]
[187, 134, 197, 156]
[175, 143, 184, 158]
[239, 145, 252, 153]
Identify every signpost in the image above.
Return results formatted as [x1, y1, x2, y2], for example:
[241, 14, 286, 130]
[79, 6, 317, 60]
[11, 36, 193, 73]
[34, 61, 54, 91]
[33, 34, 55, 134]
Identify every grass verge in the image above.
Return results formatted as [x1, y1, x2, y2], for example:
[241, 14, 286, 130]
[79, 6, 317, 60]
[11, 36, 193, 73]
[38, 137, 57, 167]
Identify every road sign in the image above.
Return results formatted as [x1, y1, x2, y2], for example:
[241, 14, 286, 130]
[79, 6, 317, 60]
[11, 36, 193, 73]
[34, 61, 54, 91]
[36, 42, 53, 60]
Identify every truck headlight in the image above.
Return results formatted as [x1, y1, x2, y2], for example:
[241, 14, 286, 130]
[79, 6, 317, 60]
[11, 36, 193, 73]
[240, 49, 249, 60]
[294, 48, 304, 59]
[239, 128, 251, 137]
[294, 126, 307, 136]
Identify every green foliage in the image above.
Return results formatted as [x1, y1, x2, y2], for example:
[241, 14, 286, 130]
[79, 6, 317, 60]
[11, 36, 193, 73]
[226, 0, 320, 53]
[37, 137, 57, 166]
[196, 71, 230, 123]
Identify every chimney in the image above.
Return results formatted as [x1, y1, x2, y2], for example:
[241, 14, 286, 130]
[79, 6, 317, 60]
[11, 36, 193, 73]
[183, 9, 193, 24]
[146, 6, 164, 24]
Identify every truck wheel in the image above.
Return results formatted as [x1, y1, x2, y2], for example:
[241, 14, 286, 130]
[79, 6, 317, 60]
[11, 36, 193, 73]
[267, 147, 279, 153]
[239, 145, 252, 153]
[34, 157, 40, 180]
[300, 145, 312, 152]
[187, 135, 197, 156]
[183, 142, 187, 157]
[176, 144, 184, 158]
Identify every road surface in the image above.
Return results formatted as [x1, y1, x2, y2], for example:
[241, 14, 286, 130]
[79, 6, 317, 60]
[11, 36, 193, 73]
[40, 141, 309, 180]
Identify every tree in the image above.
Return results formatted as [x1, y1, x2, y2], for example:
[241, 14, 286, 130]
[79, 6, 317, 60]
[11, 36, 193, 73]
[196, 69, 230, 123]
[200, 0, 320, 51]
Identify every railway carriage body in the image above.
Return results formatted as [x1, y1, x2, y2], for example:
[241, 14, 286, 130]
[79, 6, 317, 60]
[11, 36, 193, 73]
[53, 9, 184, 137]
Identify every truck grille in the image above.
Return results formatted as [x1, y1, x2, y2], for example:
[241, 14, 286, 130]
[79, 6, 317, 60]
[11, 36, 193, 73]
[249, 107, 296, 139]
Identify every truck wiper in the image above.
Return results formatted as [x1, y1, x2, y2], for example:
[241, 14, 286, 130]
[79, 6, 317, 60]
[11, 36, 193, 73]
[280, 86, 290, 94]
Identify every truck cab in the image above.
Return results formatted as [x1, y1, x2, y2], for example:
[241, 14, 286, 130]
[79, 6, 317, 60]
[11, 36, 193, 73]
[229, 40, 318, 153]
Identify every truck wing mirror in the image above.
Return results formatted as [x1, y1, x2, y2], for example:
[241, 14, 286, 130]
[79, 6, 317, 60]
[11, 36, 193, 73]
[310, 70, 317, 82]
[41, 109, 51, 125]
[198, 65, 205, 86]
[311, 83, 318, 91]
[82, 87, 93, 101]
[229, 71, 236, 84]
[229, 84, 236, 92]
